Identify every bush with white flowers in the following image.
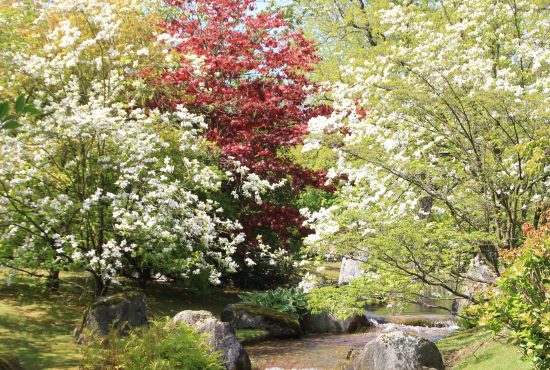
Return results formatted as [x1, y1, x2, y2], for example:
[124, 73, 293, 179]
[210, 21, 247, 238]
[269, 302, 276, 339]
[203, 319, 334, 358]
[0, 0, 243, 295]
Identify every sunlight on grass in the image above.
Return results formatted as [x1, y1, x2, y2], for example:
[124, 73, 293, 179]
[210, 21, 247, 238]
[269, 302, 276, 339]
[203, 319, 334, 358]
[0, 269, 242, 369]
[0, 287, 83, 369]
[438, 328, 533, 370]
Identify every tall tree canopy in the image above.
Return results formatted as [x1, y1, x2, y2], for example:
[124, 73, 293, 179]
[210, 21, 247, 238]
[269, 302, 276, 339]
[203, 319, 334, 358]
[302, 0, 550, 313]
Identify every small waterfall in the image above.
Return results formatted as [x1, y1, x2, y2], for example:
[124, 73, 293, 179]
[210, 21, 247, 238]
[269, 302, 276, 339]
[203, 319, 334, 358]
[364, 313, 459, 343]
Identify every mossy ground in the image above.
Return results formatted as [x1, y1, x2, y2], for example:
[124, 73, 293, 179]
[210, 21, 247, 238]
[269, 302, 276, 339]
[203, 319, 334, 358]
[438, 328, 533, 369]
[0, 269, 241, 369]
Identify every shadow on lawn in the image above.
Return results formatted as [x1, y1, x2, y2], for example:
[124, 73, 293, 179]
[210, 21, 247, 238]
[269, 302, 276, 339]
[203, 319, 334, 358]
[0, 273, 94, 369]
[145, 280, 241, 319]
[0, 270, 243, 369]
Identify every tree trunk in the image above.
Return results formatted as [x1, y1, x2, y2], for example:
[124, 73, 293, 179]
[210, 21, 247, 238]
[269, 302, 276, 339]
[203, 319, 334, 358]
[138, 267, 151, 290]
[94, 274, 107, 297]
[46, 269, 60, 291]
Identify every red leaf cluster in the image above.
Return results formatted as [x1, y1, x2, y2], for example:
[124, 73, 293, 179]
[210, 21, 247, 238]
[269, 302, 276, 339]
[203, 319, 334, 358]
[153, 0, 330, 249]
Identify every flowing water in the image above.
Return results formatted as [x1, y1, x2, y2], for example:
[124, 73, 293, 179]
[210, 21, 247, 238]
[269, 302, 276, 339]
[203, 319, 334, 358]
[244, 304, 459, 370]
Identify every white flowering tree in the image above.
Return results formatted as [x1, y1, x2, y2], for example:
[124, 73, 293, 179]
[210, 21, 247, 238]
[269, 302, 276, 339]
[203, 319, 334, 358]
[302, 0, 550, 314]
[0, 0, 243, 295]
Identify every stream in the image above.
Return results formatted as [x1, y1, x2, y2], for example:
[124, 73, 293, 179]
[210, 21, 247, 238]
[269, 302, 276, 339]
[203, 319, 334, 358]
[244, 305, 458, 370]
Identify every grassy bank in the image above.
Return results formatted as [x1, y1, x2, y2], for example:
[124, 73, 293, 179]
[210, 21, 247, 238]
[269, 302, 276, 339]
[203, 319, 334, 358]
[0, 270, 241, 369]
[438, 328, 533, 370]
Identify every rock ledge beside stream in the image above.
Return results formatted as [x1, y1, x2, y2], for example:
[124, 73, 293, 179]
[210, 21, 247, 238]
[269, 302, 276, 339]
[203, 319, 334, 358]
[221, 303, 301, 339]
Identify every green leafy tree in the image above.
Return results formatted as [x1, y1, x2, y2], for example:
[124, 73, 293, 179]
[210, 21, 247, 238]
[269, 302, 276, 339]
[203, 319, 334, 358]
[301, 0, 550, 313]
[293, 0, 390, 82]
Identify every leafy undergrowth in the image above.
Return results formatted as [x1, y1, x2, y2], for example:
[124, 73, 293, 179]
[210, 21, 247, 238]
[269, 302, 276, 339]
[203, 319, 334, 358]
[0, 270, 241, 369]
[438, 328, 533, 370]
[81, 319, 224, 370]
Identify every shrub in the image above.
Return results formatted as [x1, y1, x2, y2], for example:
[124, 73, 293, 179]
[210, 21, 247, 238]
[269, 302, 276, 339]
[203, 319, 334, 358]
[230, 242, 302, 290]
[81, 318, 224, 370]
[239, 287, 309, 320]
[475, 211, 550, 369]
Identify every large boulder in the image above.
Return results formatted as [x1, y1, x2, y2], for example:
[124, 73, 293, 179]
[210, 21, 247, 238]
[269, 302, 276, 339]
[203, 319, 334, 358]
[74, 291, 147, 344]
[452, 258, 497, 314]
[338, 256, 365, 285]
[220, 303, 301, 339]
[172, 310, 251, 370]
[301, 312, 370, 334]
[353, 331, 444, 370]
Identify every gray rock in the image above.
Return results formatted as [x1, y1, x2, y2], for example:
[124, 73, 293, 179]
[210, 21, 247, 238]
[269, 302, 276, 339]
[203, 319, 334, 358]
[220, 303, 301, 339]
[353, 331, 444, 370]
[301, 313, 370, 334]
[338, 257, 365, 284]
[453, 258, 497, 314]
[172, 310, 251, 370]
[74, 291, 147, 344]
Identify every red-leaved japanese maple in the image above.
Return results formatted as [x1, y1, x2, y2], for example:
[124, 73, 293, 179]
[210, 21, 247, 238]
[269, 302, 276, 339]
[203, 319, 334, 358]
[154, 0, 329, 253]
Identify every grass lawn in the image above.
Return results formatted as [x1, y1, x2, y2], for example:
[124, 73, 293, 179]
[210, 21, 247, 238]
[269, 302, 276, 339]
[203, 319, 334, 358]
[438, 328, 533, 370]
[0, 269, 242, 369]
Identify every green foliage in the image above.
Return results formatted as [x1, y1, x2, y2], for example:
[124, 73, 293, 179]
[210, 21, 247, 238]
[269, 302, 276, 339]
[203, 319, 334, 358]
[475, 217, 550, 369]
[293, 0, 381, 82]
[81, 318, 224, 370]
[235, 328, 268, 342]
[297, 186, 335, 213]
[306, 217, 470, 317]
[0, 95, 41, 130]
[307, 284, 369, 319]
[239, 287, 309, 320]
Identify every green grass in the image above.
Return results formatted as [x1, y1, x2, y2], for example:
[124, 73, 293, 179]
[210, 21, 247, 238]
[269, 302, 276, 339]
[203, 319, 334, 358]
[0, 269, 242, 369]
[438, 328, 533, 370]
[0, 272, 90, 369]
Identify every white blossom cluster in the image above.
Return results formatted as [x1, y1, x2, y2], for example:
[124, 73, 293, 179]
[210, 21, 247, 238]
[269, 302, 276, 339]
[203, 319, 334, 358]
[226, 159, 286, 204]
[242, 235, 293, 269]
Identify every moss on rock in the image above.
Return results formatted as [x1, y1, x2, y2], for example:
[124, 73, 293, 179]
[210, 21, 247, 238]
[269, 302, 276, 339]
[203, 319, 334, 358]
[91, 291, 144, 308]
[231, 303, 300, 332]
